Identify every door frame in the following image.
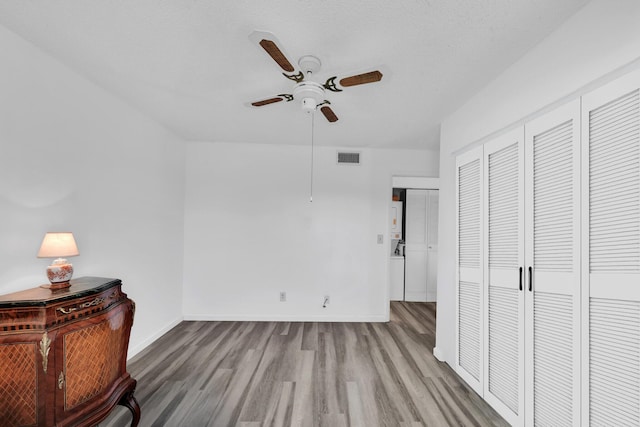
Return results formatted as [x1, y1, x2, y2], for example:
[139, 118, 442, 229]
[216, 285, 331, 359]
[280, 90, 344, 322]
[387, 176, 439, 317]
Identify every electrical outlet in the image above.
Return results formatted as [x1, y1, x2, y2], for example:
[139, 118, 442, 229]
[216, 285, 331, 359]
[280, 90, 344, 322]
[280, 291, 286, 302]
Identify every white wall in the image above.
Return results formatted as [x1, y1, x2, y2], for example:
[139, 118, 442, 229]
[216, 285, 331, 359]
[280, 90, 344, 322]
[183, 142, 438, 321]
[436, 0, 640, 364]
[0, 25, 186, 357]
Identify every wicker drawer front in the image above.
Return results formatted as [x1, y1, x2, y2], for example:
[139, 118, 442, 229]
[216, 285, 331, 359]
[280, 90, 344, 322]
[0, 342, 38, 426]
[63, 310, 126, 410]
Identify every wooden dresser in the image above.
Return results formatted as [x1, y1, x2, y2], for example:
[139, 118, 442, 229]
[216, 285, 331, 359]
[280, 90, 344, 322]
[0, 277, 140, 427]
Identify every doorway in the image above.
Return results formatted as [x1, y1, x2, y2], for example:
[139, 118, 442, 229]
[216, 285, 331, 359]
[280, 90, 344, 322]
[389, 176, 439, 305]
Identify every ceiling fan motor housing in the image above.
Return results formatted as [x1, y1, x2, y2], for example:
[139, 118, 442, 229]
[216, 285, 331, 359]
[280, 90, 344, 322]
[293, 81, 325, 114]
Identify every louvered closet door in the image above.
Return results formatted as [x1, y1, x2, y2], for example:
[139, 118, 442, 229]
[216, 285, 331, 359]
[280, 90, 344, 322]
[582, 69, 640, 427]
[524, 100, 581, 427]
[484, 128, 525, 426]
[455, 146, 484, 394]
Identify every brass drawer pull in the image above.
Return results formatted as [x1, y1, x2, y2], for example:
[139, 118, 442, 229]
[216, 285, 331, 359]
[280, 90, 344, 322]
[79, 297, 105, 309]
[57, 297, 105, 314]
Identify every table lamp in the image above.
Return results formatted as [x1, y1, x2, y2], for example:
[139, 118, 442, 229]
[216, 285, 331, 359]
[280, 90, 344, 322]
[37, 232, 79, 290]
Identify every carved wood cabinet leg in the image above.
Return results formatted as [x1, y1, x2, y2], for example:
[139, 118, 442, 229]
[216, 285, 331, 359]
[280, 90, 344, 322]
[119, 391, 141, 427]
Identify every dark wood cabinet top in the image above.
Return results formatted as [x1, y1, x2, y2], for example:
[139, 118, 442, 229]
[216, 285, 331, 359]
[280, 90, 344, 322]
[0, 277, 121, 308]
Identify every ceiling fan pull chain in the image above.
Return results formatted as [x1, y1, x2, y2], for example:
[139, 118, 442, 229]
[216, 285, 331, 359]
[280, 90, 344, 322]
[310, 111, 315, 203]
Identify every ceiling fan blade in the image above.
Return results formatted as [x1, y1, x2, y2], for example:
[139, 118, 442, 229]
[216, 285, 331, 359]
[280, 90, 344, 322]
[251, 97, 284, 107]
[248, 94, 293, 107]
[320, 106, 339, 123]
[339, 70, 383, 87]
[249, 31, 295, 73]
[259, 39, 295, 72]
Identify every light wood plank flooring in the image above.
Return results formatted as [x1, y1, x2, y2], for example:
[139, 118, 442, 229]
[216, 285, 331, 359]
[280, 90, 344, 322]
[100, 302, 506, 426]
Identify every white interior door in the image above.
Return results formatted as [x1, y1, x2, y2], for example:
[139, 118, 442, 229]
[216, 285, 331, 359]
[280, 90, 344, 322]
[426, 190, 439, 302]
[524, 99, 581, 426]
[405, 189, 428, 301]
[484, 128, 525, 426]
[389, 257, 405, 301]
[456, 146, 484, 395]
[582, 69, 640, 427]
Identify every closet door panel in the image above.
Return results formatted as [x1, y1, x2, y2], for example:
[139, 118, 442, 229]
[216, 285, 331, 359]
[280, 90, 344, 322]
[590, 274, 637, 299]
[582, 69, 640, 426]
[455, 146, 484, 394]
[459, 267, 479, 283]
[483, 128, 525, 426]
[524, 99, 581, 427]
[529, 272, 574, 294]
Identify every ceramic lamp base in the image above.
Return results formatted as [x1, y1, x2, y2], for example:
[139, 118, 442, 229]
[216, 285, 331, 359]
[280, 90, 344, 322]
[44, 259, 74, 289]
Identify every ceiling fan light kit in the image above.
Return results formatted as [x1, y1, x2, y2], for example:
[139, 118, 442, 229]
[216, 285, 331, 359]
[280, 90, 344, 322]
[293, 81, 325, 114]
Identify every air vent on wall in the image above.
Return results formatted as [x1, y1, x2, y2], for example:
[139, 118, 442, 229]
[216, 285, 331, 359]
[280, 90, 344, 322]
[337, 151, 361, 165]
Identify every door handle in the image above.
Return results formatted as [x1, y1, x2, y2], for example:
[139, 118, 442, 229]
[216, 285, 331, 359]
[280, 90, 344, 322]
[519, 267, 523, 291]
[528, 266, 533, 292]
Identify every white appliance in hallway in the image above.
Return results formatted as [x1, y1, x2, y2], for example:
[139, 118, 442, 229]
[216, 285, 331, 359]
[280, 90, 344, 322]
[404, 189, 438, 302]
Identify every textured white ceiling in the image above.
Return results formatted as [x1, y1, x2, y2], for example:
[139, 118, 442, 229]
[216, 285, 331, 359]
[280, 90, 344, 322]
[0, 0, 590, 150]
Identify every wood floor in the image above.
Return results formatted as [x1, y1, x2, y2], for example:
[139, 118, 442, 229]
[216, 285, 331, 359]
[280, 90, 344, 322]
[100, 302, 507, 426]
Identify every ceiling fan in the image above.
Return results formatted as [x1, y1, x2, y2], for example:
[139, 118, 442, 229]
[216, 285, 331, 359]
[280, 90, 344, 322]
[247, 31, 384, 123]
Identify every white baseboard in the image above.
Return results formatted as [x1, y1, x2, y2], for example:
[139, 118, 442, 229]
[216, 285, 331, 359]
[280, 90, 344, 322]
[127, 314, 390, 359]
[127, 316, 183, 360]
[433, 346, 445, 362]
[183, 314, 388, 322]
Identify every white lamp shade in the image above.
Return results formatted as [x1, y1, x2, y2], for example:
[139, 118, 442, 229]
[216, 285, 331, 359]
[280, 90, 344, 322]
[37, 232, 79, 258]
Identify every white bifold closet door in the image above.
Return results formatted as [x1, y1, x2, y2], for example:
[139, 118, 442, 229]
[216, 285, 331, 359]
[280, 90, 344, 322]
[582, 69, 640, 426]
[483, 128, 525, 426]
[455, 146, 484, 395]
[525, 100, 581, 427]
